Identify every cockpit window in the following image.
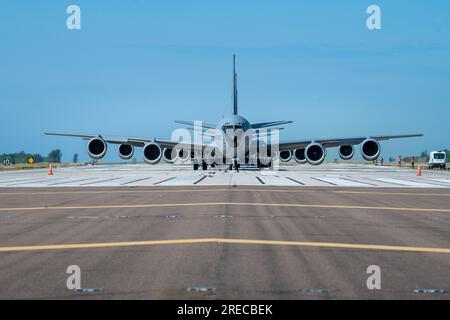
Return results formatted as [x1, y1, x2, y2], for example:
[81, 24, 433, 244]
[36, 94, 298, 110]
[222, 125, 243, 130]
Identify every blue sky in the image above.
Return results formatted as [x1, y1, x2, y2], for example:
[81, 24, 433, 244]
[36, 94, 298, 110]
[1, 1, 449, 162]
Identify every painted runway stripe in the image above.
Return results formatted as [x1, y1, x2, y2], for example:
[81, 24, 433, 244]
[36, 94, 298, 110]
[257, 176, 299, 186]
[80, 177, 121, 186]
[0, 188, 450, 197]
[372, 178, 438, 187]
[0, 177, 47, 184]
[193, 175, 207, 185]
[159, 175, 206, 186]
[398, 178, 450, 188]
[366, 177, 407, 186]
[285, 177, 304, 185]
[431, 179, 450, 184]
[153, 177, 175, 185]
[48, 177, 98, 186]
[0, 202, 449, 213]
[6, 177, 68, 186]
[120, 177, 152, 186]
[1, 238, 450, 254]
[256, 177, 265, 185]
[338, 177, 377, 186]
[311, 177, 337, 186]
[315, 177, 368, 187]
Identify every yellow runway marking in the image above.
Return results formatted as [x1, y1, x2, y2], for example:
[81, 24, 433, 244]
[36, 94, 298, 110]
[1, 238, 450, 254]
[0, 188, 449, 197]
[0, 202, 449, 213]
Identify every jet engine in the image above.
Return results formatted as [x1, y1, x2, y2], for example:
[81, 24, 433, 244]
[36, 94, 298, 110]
[360, 138, 380, 161]
[177, 148, 190, 163]
[279, 150, 293, 162]
[118, 144, 134, 160]
[305, 142, 326, 165]
[338, 145, 354, 160]
[163, 147, 178, 163]
[87, 137, 107, 160]
[143, 143, 162, 164]
[294, 148, 307, 164]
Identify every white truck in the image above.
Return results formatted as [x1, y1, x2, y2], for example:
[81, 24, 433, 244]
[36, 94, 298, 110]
[428, 151, 447, 170]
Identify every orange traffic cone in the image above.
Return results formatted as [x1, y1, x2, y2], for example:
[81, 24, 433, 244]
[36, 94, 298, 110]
[417, 165, 421, 177]
[48, 162, 53, 175]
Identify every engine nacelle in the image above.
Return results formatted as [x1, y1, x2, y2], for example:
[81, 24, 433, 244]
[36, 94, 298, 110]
[272, 151, 279, 161]
[143, 143, 162, 164]
[279, 150, 292, 162]
[203, 148, 218, 165]
[118, 144, 134, 160]
[163, 148, 178, 163]
[360, 138, 380, 161]
[177, 148, 190, 163]
[305, 142, 326, 165]
[87, 137, 107, 160]
[338, 145, 354, 160]
[294, 148, 307, 164]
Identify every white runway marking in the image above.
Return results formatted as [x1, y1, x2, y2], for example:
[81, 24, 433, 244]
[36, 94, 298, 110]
[158, 174, 204, 186]
[258, 175, 300, 186]
[48, 177, 99, 186]
[313, 176, 371, 187]
[198, 172, 233, 185]
[120, 176, 153, 186]
[80, 177, 121, 186]
[430, 179, 450, 185]
[259, 175, 299, 186]
[372, 178, 444, 188]
[3, 177, 68, 187]
[0, 163, 449, 188]
[153, 177, 176, 185]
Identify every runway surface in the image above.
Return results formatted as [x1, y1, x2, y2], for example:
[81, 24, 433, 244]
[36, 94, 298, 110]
[0, 180, 450, 299]
[1, 163, 450, 188]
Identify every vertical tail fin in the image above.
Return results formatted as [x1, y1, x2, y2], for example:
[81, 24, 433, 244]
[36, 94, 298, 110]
[232, 54, 238, 115]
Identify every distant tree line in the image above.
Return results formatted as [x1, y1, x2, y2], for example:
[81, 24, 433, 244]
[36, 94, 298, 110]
[0, 149, 62, 164]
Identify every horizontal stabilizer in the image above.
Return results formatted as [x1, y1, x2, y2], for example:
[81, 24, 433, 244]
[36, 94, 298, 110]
[175, 120, 217, 129]
[251, 121, 293, 129]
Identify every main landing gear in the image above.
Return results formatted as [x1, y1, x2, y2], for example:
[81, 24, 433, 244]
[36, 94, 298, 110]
[193, 159, 208, 171]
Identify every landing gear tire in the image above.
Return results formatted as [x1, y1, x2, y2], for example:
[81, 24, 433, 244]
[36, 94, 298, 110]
[202, 161, 208, 170]
[234, 160, 239, 172]
[193, 163, 199, 170]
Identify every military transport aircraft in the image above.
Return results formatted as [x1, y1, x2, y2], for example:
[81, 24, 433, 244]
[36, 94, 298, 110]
[45, 55, 423, 171]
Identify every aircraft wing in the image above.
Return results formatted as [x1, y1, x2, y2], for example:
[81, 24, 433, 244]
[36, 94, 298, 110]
[154, 139, 208, 152]
[45, 132, 208, 151]
[276, 134, 423, 151]
[44, 132, 152, 147]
